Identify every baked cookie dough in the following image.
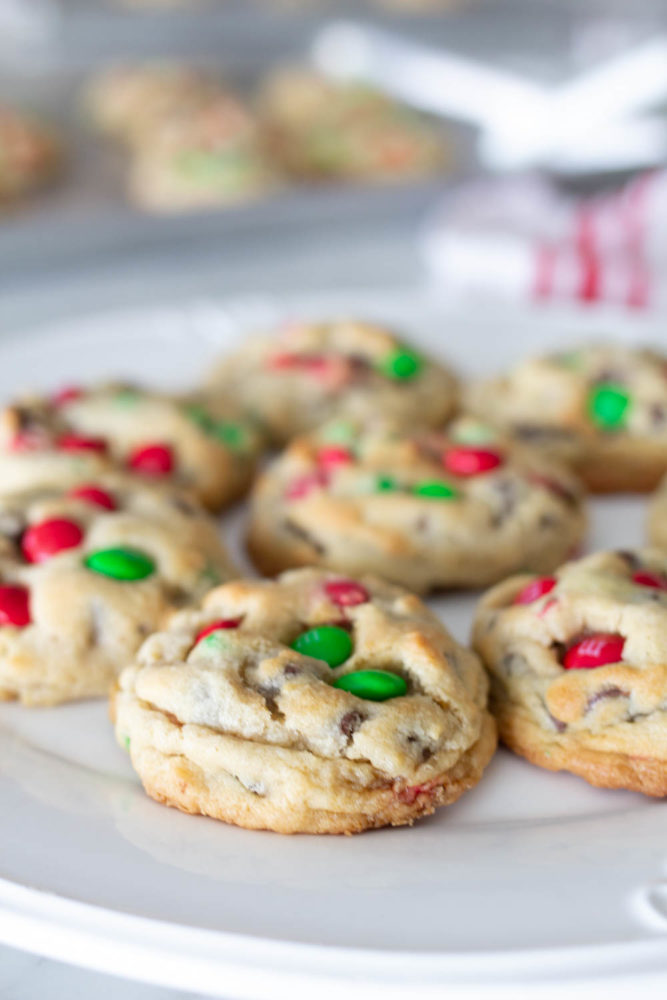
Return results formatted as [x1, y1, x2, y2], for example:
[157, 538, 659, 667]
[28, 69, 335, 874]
[466, 343, 667, 493]
[113, 568, 496, 834]
[246, 416, 587, 592]
[0, 383, 263, 511]
[127, 91, 274, 212]
[648, 473, 667, 550]
[260, 68, 448, 183]
[0, 475, 235, 706]
[85, 63, 220, 146]
[206, 320, 459, 444]
[0, 104, 60, 204]
[472, 549, 667, 796]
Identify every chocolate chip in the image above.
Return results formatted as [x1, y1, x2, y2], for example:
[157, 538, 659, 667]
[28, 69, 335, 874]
[514, 424, 574, 443]
[615, 550, 641, 571]
[283, 662, 302, 677]
[585, 686, 628, 713]
[340, 710, 365, 740]
[538, 513, 559, 530]
[406, 733, 434, 762]
[170, 497, 199, 516]
[0, 510, 26, 546]
[256, 683, 284, 721]
[283, 518, 326, 555]
[547, 710, 567, 733]
[592, 370, 624, 386]
[491, 478, 518, 527]
[650, 403, 667, 428]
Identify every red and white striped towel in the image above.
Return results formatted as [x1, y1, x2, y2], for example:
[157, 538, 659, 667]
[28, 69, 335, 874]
[422, 171, 667, 311]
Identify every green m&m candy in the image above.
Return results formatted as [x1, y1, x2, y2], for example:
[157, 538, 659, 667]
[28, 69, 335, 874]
[414, 480, 458, 500]
[213, 421, 245, 450]
[588, 383, 631, 429]
[380, 347, 422, 381]
[333, 670, 407, 701]
[291, 625, 352, 668]
[376, 475, 399, 492]
[84, 547, 155, 581]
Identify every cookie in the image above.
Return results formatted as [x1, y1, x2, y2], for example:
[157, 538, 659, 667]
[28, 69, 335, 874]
[85, 63, 219, 146]
[0, 384, 263, 511]
[112, 568, 496, 834]
[127, 91, 274, 212]
[246, 416, 587, 592]
[205, 320, 459, 444]
[0, 104, 60, 204]
[260, 68, 448, 183]
[0, 475, 235, 706]
[648, 474, 667, 550]
[466, 343, 667, 493]
[472, 549, 667, 796]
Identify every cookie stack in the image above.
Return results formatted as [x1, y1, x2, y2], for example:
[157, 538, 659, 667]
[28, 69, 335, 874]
[3, 329, 667, 833]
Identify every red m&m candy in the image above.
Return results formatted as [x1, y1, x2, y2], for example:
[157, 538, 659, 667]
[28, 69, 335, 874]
[128, 443, 174, 477]
[514, 577, 557, 605]
[22, 518, 83, 564]
[195, 619, 240, 644]
[443, 446, 503, 477]
[563, 633, 625, 670]
[286, 470, 328, 500]
[58, 433, 108, 453]
[68, 484, 116, 511]
[324, 579, 370, 606]
[632, 570, 667, 591]
[52, 386, 84, 407]
[317, 446, 353, 470]
[0, 585, 31, 627]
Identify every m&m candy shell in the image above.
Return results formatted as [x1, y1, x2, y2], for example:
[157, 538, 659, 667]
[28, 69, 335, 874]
[632, 570, 667, 591]
[333, 669, 407, 701]
[414, 480, 458, 500]
[380, 348, 422, 380]
[128, 443, 174, 477]
[22, 518, 84, 563]
[84, 547, 155, 581]
[317, 446, 353, 470]
[562, 633, 625, 670]
[588, 384, 631, 430]
[444, 446, 503, 477]
[58, 434, 108, 453]
[324, 579, 370, 607]
[195, 619, 241, 644]
[52, 385, 84, 407]
[68, 484, 116, 511]
[291, 625, 352, 668]
[514, 577, 557, 605]
[0, 585, 31, 627]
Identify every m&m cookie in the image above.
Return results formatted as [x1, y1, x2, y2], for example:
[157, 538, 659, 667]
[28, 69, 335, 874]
[472, 549, 667, 796]
[648, 473, 667, 551]
[0, 104, 61, 205]
[0, 384, 264, 511]
[112, 568, 495, 834]
[466, 343, 667, 492]
[246, 416, 587, 592]
[0, 475, 235, 705]
[205, 320, 459, 444]
[259, 67, 449, 184]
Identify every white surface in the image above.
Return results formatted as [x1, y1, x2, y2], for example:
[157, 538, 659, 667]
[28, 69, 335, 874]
[0, 291, 665, 999]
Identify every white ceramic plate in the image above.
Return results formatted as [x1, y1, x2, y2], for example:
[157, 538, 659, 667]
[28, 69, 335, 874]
[0, 291, 666, 1000]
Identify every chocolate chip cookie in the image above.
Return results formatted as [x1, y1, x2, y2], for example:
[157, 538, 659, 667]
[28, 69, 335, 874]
[0, 475, 235, 706]
[113, 568, 496, 833]
[472, 549, 667, 796]
[205, 320, 459, 444]
[246, 416, 587, 592]
[466, 343, 667, 492]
